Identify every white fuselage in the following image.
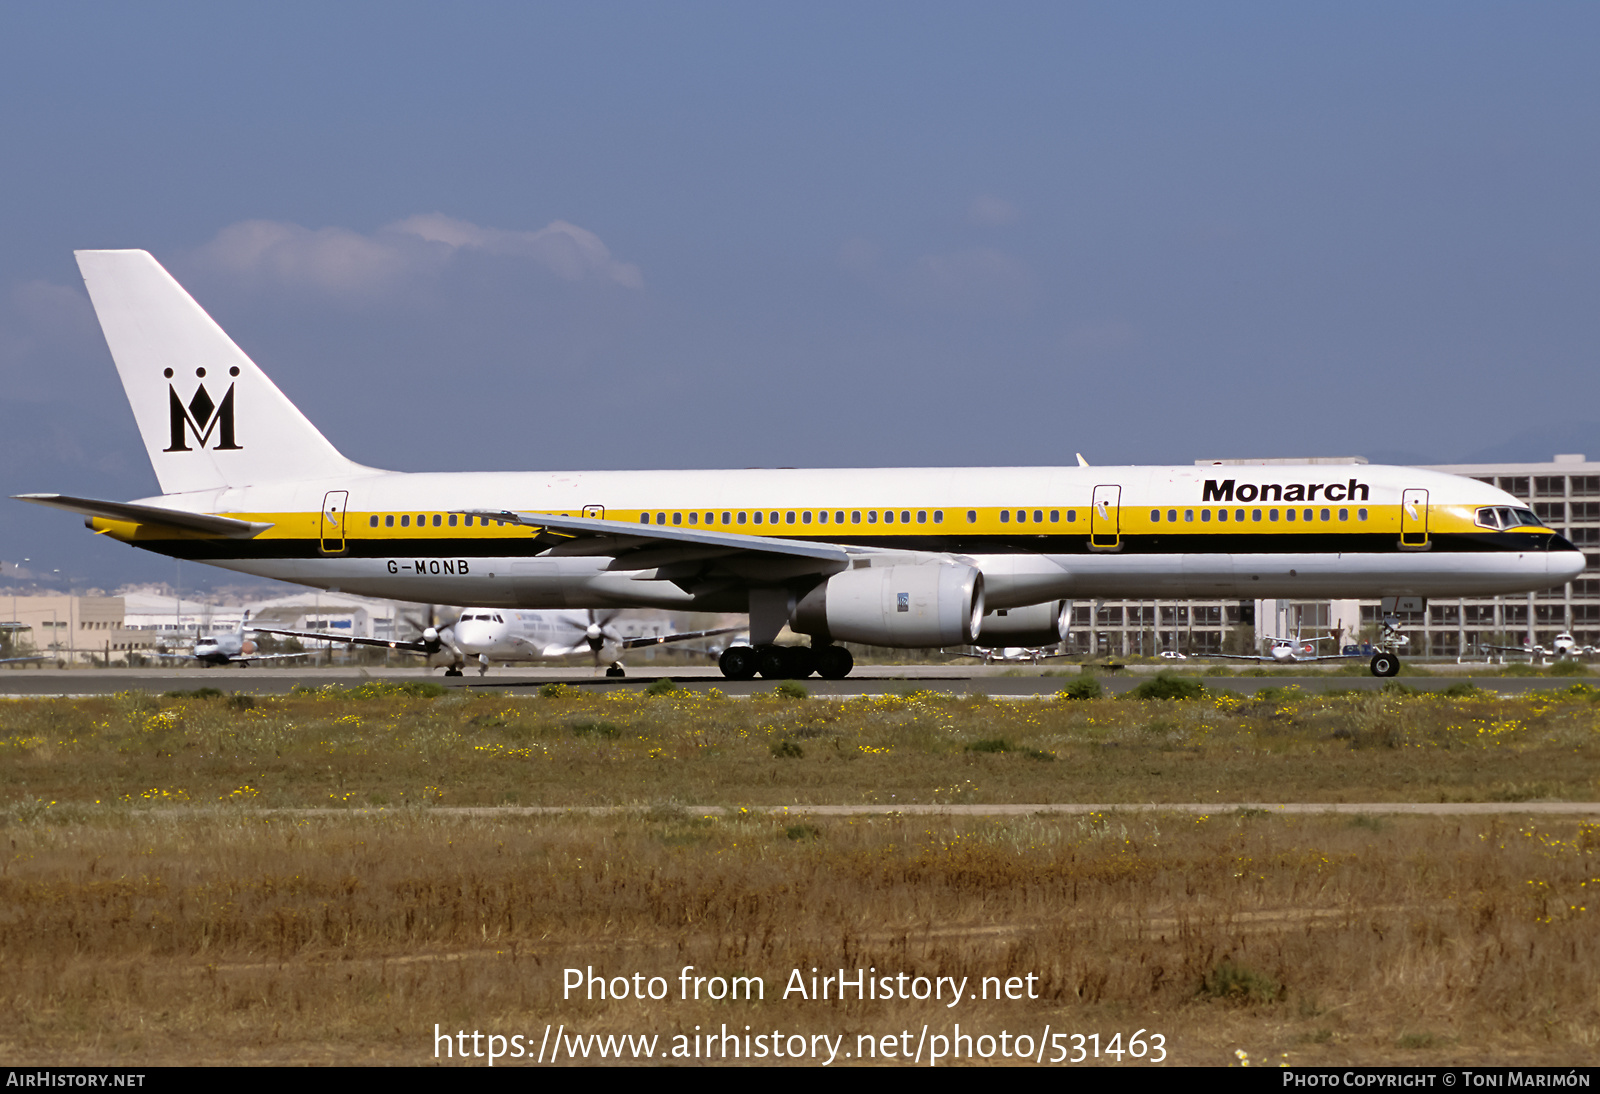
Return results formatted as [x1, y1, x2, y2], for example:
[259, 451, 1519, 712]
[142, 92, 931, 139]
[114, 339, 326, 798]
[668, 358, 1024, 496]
[120, 463, 1585, 613]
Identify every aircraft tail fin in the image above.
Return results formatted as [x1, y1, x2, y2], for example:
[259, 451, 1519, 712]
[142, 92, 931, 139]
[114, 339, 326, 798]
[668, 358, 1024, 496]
[75, 250, 371, 495]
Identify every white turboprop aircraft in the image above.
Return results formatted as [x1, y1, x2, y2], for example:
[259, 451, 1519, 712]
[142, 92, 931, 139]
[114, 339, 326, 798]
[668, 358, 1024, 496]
[1479, 632, 1596, 662]
[256, 607, 739, 676]
[15, 251, 1588, 681]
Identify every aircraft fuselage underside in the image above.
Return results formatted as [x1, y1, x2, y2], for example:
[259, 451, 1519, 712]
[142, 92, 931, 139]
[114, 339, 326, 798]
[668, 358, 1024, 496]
[189, 549, 1570, 612]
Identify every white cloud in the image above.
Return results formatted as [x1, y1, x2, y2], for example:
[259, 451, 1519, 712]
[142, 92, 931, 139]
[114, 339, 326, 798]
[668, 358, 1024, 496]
[967, 194, 1020, 227]
[388, 214, 643, 288]
[195, 221, 414, 294]
[839, 238, 1035, 316]
[905, 247, 1035, 315]
[192, 214, 643, 294]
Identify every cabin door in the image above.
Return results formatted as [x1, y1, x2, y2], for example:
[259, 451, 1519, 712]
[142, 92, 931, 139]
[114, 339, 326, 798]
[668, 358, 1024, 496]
[1091, 485, 1122, 550]
[1400, 488, 1430, 549]
[319, 491, 349, 555]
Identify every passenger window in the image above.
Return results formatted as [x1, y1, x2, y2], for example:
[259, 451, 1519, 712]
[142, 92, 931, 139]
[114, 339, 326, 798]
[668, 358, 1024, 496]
[1015, 510, 1025, 523]
[867, 511, 877, 524]
[934, 511, 943, 523]
[1286, 509, 1296, 522]
[1252, 509, 1261, 521]
[901, 511, 910, 523]
[417, 514, 425, 525]
[1032, 510, 1042, 523]
[657, 513, 666, 524]
[753, 512, 763, 524]
[835, 511, 845, 523]
[917, 511, 927, 523]
[884, 511, 895, 524]
[1201, 510, 1211, 522]
[1067, 510, 1076, 522]
[802, 512, 811, 524]
[737, 512, 746, 525]
[1217, 510, 1227, 522]
[369, 516, 378, 528]
[688, 512, 698, 524]
[770, 512, 779, 524]
[786, 512, 796, 524]
[1339, 508, 1348, 521]
[1050, 510, 1059, 522]
[1150, 509, 1160, 522]
[1184, 510, 1193, 522]
[401, 515, 410, 527]
[1235, 509, 1245, 522]
[1268, 509, 1278, 521]
[1000, 511, 1010, 523]
[1167, 510, 1176, 522]
[1358, 508, 1368, 521]
[449, 514, 458, 527]
[853, 511, 862, 524]
[1320, 508, 1331, 521]
[672, 513, 681, 525]
[816, 511, 825, 524]
[967, 510, 977, 523]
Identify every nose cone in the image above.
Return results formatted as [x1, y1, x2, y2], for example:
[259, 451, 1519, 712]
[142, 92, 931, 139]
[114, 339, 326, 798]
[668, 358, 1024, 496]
[1549, 539, 1587, 584]
[453, 621, 491, 653]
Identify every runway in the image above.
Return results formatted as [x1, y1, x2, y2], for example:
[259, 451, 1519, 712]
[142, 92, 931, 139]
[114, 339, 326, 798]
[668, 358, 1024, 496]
[0, 663, 1581, 698]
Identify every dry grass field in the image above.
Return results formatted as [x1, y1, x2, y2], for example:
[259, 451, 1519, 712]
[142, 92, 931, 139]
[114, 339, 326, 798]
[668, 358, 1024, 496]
[2, 680, 1598, 1065]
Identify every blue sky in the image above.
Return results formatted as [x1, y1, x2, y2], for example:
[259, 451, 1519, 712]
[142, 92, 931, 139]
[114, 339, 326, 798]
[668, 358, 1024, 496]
[4, 3, 1599, 588]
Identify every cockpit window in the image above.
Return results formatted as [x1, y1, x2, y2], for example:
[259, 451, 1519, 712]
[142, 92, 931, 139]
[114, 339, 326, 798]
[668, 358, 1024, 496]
[1477, 506, 1546, 530]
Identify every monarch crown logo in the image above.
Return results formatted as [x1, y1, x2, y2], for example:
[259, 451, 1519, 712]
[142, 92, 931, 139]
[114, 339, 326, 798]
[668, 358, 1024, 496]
[164, 366, 242, 452]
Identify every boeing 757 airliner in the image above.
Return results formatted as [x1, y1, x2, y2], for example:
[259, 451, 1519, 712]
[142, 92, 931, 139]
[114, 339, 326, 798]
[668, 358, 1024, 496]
[16, 251, 1585, 679]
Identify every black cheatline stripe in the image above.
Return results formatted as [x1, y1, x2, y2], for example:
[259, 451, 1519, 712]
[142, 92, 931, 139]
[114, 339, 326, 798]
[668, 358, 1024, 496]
[129, 530, 1567, 562]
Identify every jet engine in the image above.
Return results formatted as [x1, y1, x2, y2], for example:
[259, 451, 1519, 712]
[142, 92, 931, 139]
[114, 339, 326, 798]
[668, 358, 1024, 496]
[790, 562, 984, 647]
[972, 600, 1070, 648]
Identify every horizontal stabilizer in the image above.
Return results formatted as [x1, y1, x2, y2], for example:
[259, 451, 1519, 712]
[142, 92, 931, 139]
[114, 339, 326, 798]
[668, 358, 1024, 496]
[13, 494, 273, 538]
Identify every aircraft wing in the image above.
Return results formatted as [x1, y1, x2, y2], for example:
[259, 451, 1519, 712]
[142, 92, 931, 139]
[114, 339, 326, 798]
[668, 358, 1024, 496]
[14, 494, 273, 538]
[250, 626, 438, 656]
[620, 625, 745, 650]
[0, 655, 46, 664]
[462, 509, 860, 583]
[1210, 651, 1366, 663]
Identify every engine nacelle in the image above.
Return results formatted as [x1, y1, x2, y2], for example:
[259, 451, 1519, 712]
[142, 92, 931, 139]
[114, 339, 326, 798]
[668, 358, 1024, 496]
[791, 562, 985, 647]
[972, 600, 1069, 648]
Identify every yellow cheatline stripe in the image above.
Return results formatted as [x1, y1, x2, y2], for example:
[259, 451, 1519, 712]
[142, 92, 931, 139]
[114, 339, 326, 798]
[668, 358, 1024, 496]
[89, 502, 1555, 544]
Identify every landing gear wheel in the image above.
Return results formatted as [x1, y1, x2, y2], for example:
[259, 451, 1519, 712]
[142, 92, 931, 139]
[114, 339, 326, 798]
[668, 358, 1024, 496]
[1370, 653, 1400, 678]
[444, 667, 463, 677]
[756, 645, 788, 679]
[605, 662, 626, 678]
[815, 645, 854, 679]
[786, 646, 817, 678]
[719, 646, 759, 680]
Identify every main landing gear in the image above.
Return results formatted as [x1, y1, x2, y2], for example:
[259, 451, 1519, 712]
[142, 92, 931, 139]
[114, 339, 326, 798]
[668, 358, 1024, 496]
[1369, 653, 1400, 678]
[718, 644, 854, 680]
